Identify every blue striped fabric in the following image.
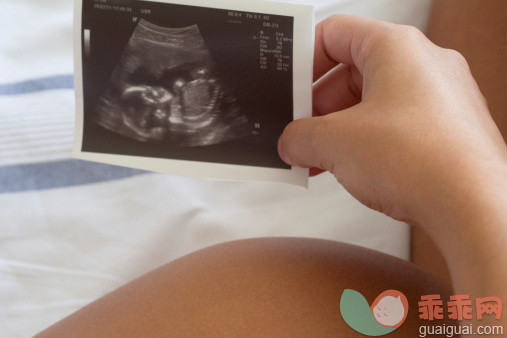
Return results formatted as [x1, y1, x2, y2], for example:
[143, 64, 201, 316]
[0, 160, 147, 194]
[0, 75, 74, 95]
[0, 74, 152, 193]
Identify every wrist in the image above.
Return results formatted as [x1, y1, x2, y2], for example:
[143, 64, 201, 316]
[413, 157, 507, 295]
[416, 158, 506, 233]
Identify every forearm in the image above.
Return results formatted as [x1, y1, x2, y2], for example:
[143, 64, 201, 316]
[413, 157, 507, 331]
[417, 157, 507, 298]
[427, 0, 507, 141]
[413, 0, 507, 299]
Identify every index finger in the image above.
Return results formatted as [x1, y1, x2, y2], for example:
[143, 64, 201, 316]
[313, 15, 381, 82]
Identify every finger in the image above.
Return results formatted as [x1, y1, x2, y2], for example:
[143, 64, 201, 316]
[281, 15, 389, 170]
[309, 63, 363, 175]
[278, 114, 347, 171]
[313, 15, 383, 82]
[313, 22, 338, 82]
[313, 63, 363, 116]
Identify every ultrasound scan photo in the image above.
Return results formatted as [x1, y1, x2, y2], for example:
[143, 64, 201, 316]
[95, 19, 250, 147]
[74, 0, 314, 185]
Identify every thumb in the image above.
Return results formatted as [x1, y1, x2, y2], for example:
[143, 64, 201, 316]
[278, 114, 345, 172]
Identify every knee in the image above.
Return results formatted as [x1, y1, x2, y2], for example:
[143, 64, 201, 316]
[38, 237, 458, 337]
[156, 237, 457, 336]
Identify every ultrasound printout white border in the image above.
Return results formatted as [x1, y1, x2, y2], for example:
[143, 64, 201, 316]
[73, 0, 314, 186]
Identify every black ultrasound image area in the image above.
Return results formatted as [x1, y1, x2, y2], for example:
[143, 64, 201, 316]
[94, 19, 250, 147]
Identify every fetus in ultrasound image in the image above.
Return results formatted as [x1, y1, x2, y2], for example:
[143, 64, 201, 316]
[94, 19, 250, 147]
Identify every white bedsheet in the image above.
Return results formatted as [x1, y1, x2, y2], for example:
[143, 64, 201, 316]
[0, 0, 432, 336]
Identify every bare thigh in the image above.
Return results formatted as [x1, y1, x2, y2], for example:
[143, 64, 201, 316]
[36, 238, 457, 337]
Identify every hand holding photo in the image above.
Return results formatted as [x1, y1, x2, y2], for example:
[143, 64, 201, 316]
[73, 0, 314, 186]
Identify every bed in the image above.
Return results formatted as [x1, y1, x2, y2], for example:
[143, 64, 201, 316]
[0, 0, 432, 336]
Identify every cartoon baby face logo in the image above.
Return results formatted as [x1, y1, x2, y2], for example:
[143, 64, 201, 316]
[371, 290, 409, 328]
[340, 289, 409, 336]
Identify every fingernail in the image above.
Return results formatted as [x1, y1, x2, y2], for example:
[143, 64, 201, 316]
[277, 137, 292, 165]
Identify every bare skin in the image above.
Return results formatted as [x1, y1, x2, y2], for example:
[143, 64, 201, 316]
[279, 14, 507, 327]
[427, 0, 506, 141]
[38, 14, 506, 336]
[36, 238, 457, 337]
[412, 0, 507, 285]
